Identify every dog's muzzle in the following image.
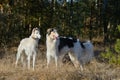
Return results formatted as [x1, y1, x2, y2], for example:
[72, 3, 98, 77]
[53, 35, 59, 40]
[38, 35, 41, 39]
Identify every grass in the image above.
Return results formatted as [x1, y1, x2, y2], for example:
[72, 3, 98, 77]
[0, 45, 120, 80]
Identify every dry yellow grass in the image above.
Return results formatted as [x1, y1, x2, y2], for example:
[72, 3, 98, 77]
[0, 46, 120, 80]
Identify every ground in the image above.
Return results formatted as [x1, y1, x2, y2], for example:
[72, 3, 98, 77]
[0, 45, 120, 80]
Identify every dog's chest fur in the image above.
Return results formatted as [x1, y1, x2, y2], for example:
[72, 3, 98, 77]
[47, 38, 57, 51]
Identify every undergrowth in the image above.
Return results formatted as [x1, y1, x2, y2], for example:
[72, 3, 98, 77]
[100, 25, 120, 65]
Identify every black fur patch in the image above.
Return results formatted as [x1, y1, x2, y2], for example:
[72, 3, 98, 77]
[80, 41, 85, 49]
[58, 37, 77, 52]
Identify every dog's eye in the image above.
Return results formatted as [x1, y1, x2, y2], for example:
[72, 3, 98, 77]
[36, 32, 39, 34]
[53, 30, 56, 33]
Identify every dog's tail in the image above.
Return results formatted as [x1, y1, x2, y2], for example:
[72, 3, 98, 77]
[84, 40, 93, 49]
[81, 41, 94, 64]
[83, 40, 94, 56]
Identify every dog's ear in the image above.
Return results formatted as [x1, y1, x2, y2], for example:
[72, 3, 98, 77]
[32, 28, 36, 33]
[32, 27, 39, 33]
[47, 28, 51, 33]
[47, 28, 53, 35]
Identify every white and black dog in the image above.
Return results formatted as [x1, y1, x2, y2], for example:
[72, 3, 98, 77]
[46, 28, 94, 70]
[15, 27, 41, 70]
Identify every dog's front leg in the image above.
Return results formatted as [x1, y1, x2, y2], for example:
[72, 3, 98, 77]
[15, 49, 22, 67]
[32, 52, 36, 71]
[55, 56, 58, 68]
[46, 53, 51, 68]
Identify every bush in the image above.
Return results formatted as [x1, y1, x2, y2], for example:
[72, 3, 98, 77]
[100, 49, 120, 65]
[115, 39, 120, 54]
[100, 25, 120, 65]
[114, 25, 120, 54]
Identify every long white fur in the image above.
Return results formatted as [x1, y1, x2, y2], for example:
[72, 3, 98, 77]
[46, 28, 94, 70]
[15, 27, 41, 70]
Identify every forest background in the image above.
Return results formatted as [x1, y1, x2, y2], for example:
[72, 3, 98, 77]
[0, 0, 120, 47]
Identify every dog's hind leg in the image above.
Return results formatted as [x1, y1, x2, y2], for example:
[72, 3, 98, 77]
[15, 48, 23, 67]
[20, 53, 27, 68]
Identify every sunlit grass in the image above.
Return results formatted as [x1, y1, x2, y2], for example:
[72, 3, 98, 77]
[0, 46, 120, 80]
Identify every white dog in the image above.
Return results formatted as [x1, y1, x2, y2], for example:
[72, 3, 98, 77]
[46, 28, 94, 70]
[15, 27, 41, 70]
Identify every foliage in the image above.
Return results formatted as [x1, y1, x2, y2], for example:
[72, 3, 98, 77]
[100, 25, 120, 65]
[101, 49, 117, 64]
[115, 39, 120, 54]
[114, 25, 120, 53]
[101, 49, 120, 65]
[0, 0, 120, 47]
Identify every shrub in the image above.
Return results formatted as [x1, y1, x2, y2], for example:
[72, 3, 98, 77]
[114, 25, 120, 54]
[100, 25, 120, 65]
[115, 39, 120, 54]
[100, 49, 120, 65]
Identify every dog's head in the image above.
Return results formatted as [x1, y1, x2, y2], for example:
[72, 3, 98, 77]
[47, 28, 59, 40]
[31, 27, 41, 39]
